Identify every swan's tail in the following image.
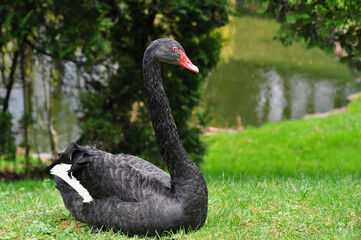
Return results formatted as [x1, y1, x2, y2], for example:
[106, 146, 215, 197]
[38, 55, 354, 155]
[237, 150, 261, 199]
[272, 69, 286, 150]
[50, 163, 93, 203]
[49, 142, 96, 203]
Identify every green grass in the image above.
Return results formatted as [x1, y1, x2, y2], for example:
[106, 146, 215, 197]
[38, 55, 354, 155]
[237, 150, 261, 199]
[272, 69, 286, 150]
[0, 155, 43, 174]
[203, 111, 361, 178]
[1, 176, 361, 239]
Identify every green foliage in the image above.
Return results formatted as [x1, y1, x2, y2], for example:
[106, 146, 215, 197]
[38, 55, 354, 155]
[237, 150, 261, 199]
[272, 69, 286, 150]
[1, 0, 112, 68]
[246, 0, 361, 69]
[79, 0, 230, 167]
[0, 112, 16, 162]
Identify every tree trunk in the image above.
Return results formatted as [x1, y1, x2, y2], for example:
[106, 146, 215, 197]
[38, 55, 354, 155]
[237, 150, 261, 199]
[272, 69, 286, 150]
[20, 47, 31, 177]
[2, 47, 21, 112]
[41, 56, 59, 160]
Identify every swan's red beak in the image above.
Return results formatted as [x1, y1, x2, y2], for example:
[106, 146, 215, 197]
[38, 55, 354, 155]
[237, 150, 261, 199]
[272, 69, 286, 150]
[178, 50, 199, 73]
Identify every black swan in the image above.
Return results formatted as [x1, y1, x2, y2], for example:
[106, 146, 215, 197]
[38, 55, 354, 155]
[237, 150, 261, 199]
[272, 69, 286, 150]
[50, 38, 208, 236]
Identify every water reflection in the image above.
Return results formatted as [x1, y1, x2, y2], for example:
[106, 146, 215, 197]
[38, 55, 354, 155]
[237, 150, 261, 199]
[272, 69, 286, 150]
[257, 69, 286, 123]
[0, 60, 81, 153]
[289, 76, 311, 119]
[203, 61, 361, 127]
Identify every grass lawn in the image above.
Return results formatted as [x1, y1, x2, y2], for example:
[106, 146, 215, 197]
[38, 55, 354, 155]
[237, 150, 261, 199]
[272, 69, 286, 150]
[203, 110, 361, 178]
[1, 176, 361, 239]
[1, 97, 361, 239]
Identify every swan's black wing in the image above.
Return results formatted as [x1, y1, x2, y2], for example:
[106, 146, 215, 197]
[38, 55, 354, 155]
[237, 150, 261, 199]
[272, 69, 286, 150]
[54, 142, 172, 202]
[54, 175, 188, 236]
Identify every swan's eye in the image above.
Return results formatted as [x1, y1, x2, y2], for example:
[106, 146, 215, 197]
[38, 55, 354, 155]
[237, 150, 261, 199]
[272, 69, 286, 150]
[172, 47, 178, 52]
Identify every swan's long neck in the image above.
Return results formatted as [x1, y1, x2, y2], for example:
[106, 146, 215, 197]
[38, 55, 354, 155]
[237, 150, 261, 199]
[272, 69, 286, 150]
[143, 53, 203, 192]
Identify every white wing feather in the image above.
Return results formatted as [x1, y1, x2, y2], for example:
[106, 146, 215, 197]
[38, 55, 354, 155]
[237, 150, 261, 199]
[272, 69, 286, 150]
[50, 164, 93, 203]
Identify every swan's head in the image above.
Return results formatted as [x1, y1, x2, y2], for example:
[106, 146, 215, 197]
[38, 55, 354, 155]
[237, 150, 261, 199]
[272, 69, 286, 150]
[147, 38, 199, 73]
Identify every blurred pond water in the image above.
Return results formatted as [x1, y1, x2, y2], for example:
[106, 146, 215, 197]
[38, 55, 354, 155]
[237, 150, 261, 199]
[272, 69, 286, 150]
[202, 60, 361, 128]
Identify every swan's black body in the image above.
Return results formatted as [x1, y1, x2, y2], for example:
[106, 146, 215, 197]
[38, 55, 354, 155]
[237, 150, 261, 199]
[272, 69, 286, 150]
[52, 39, 208, 236]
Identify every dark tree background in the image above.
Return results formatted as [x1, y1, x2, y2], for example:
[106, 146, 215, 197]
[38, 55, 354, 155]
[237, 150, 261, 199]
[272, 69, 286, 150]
[0, 0, 229, 172]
